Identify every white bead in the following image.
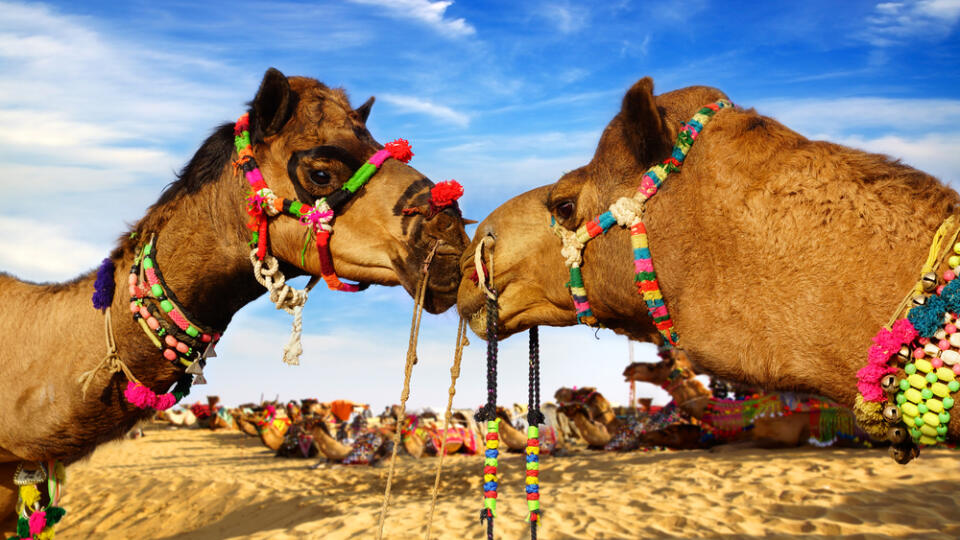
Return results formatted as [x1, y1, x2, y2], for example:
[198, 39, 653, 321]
[935, 329, 948, 340]
[925, 343, 942, 357]
[950, 333, 960, 348]
[940, 349, 960, 366]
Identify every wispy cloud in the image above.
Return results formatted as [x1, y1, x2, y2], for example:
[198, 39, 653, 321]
[835, 132, 960, 187]
[345, 0, 475, 37]
[861, 0, 960, 46]
[535, 2, 591, 34]
[380, 94, 470, 126]
[0, 216, 105, 282]
[756, 96, 960, 136]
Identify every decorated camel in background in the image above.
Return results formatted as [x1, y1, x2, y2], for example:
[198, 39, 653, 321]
[0, 68, 468, 536]
[624, 351, 870, 448]
[458, 76, 959, 464]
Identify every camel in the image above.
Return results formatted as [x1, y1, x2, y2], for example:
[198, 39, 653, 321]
[555, 403, 615, 448]
[458, 76, 960, 461]
[624, 351, 870, 449]
[0, 67, 470, 532]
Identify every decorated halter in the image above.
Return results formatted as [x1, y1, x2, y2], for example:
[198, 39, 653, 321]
[234, 113, 460, 292]
[551, 100, 734, 346]
[855, 216, 960, 463]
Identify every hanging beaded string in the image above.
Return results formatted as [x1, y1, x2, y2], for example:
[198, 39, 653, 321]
[11, 461, 67, 540]
[551, 100, 735, 345]
[233, 113, 413, 292]
[525, 326, 544, 538]
[476, 292, 500, 540]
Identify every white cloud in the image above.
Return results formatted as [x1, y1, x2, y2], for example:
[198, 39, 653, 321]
[537, 3, 590, 34]
[380, 94, 470, 126]
[756, 97, 960, 136]
[345, 0, 475, 37]
[0, 216, 106, 282]
[861, 0, 960, 46]
[833, 132, 960, 187]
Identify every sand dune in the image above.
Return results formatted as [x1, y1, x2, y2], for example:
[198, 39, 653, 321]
[56, 426, 960, 539]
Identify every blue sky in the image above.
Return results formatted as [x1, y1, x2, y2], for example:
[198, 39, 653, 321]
[2, 0, 959, 411]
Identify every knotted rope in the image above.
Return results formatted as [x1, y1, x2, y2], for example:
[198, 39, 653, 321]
[376, 242, 437, 540]
[78, 307, 139, 399]
[248, 248, 318, 365]
[424, 317, 469, 540]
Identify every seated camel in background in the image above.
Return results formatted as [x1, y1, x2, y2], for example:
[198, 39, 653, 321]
[458, 75, 958, 463]
[624, 350, 872, 448]
[553, 387, 625, 448]
[0, 67, 469, 533]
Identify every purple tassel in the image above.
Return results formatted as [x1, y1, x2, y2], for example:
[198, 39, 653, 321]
[92, 258, 116, 311]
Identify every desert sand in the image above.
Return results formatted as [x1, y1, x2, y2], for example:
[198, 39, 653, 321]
[55, 426, 960, 539]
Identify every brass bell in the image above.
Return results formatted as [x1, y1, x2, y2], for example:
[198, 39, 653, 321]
[921, 272, 939, 292]
[896, 346, 911, 363]
[880, 374, 899, 394]
[887, 425, 908, 444]
[889, 443, 918, 465]
[912, 295, 927, 307]
[882, 403, 902, 423]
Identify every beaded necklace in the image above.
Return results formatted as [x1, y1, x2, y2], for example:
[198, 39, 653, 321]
[856, 221, 960, 462]
[551, 100, 735, 346]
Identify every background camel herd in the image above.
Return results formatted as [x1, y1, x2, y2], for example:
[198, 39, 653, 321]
[1, 68, 956, 536]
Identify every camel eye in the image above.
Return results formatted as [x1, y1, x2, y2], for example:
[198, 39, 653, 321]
[309, 169, 332, 186]
[555, 201, 575, 220]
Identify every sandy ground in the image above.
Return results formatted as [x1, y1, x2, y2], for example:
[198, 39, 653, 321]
[53, 425, 960, 539]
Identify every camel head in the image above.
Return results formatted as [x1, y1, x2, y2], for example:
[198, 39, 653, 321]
[457, 77, 728, 334]
[233, 68, 468, 313]
[623, 356, 676, 384]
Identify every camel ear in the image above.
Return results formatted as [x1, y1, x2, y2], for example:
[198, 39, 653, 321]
[354, 96, 375, 123]
[620, 77, 673, 166]
[251, 67, 298, 141]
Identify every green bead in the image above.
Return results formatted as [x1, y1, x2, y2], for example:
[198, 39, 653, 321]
[160, 300, 174, 313]
[143, 257, 154, 269]
[939, 412, 951, 424]
[905, 363, 917, 375]
[922, 388, 934, 400]
[938, 424, 949, 436]
[918, 403, 929, 414]
[910, 428, 922, 439]
[150, 284, 163, 297]
[915, 416, 926, 427]
[144, 244, 152, 256]
[186, 325, 199, 338]
[896, 392, 907, 404]
[950, 381, 960, 392]
[927, 372, 939, 383]
[900, 379, 911, 391]
[945, 397, 955, 409]
[937, 435, 947, 442]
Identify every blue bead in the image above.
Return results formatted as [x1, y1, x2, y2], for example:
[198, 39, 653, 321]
[687, 119, 704, 131]
[485, 449, 497, 458]
[484, 481, 498, 491]
[525, 485, 539, 493]
[636, 247, 651, 259]
[526, 454, 538, 462]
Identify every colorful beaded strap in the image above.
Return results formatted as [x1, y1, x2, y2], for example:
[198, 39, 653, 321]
[233, 113, 413, 292]
[10, 461, 66, 540]
[551, 100, 735, 346]
[856, 227, 960, 461]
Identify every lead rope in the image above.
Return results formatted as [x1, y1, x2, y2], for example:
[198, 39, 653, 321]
[525, 326, 544, 538]
[248, 249, 319, 365]
[477, 290, 499, 540]
[376, 242, 437, 540]
[424, 317, 469, 540]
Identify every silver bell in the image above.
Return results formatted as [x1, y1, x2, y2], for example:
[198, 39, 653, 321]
[880, 374, 899, 394]
[921, 272, 939, 292]
[882, 403, 902, 423]
[912, 295, 927, 307]
[896, 346, 912, 363]
[887, 425, 908, 444]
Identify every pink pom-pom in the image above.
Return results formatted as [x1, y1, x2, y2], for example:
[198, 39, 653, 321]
[857, 363, 897, 402]
[28, 510, 46, 535]
[155, 393, 177, 411]
[891, 318, 918, 343]
[384, 139, 414, 163]
[124, 381, 157, 409]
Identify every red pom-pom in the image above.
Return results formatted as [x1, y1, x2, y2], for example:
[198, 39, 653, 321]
[385, 138, 414, 163]
[234, 113, 250, 135]
[431, 180, 464, 208]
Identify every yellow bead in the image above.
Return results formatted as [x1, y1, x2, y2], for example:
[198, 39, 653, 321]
[932, 382, 950, 398]
[909, 373, 928, 389]
[927, 399, 944, 413]
[484, 474, 496, 482]
[486, 440, 498, 449]
[526, 446, 540, 455]
[915, 359, 933, 373]
[526, 476, 538, 485]
[954, 242, 960, 255]
[951, 255, 960, 268]
[901, 402, 920, 417]
[923, 412, 940, 427]
[905, 388, 923, 403]
[919, 435, 938, 445]
[937, 367, 956, 382]
[920, 423, 939, 437]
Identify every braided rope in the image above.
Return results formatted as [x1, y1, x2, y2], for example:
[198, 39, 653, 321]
[424, 318, 469, 540]
[473, 236, 500, 539]
[525, 326, 544, 538]
[248, 249, 317, 365]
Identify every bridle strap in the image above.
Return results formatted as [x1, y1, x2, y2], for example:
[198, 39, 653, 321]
[553, 100, 735, 345]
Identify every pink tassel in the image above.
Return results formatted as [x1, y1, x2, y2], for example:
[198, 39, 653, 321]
[124, 381, 157, 409]
[28, 510, 46, 535]
[155, 393, 177, 411]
